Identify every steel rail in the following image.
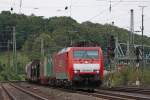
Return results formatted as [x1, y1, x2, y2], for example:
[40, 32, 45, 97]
[101, 86, 150, 95]
[90, 92, 133, 100]
[95, 89, 150, 100]
[0, 80, 26, 83]
[47, 87, 132, 100]
[2, 84, 17, 100]
[9, 83, 48, 100]
[13, 82, 150, 100]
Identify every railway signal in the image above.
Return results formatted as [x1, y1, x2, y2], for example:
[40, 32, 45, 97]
[107, 35, 116, 87]
[110, 35, 115, 51]
[135, 46, 140, 63]
[10, 7, 13, 11]
[65, 6, 68, 10]
[108, 35, 115, 60]
[135, 46, 140, 86]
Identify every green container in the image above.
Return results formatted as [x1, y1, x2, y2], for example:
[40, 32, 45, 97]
[47, 55, 53, 77]
[42, 53, 53, 77]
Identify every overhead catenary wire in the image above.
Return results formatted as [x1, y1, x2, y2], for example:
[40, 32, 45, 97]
[0, 0, 147, 12]
[68, 0, 73, 17]
[87, 0, 149, 22]
[10, 0, 13, 11]
[10, 0, 16, 11]
[19, 0, 23, 14]
[110, 0, 149, 2]
[0, 0, 149, 35]
[87, 1, 122, 21]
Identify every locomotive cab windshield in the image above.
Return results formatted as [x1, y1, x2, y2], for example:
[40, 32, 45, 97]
[73, 50, 99, 59]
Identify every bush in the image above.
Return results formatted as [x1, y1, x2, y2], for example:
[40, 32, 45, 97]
[142, 68, 150, 86]
[104, 67, 150, 87]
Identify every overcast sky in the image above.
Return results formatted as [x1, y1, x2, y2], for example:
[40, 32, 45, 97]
[0, 0, 150, 36]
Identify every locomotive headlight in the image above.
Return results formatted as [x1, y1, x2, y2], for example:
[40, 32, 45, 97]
[96, 70, 99, 73]
[74, 70, 80, 73]
[94, 70, 99, 73]
[74, 70, 78, 73]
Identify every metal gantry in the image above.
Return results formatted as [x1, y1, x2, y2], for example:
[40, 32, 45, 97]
[114, 41, 150, 66]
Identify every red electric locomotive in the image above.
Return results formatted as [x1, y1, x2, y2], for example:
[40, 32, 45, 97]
[53, 46, 104, 89]
[26, 46, 104, 90]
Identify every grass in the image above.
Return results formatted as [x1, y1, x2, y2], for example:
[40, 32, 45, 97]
[104, 66, 150, 87]
[0, 51, 29, 81]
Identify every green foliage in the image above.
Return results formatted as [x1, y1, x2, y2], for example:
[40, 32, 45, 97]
[0, 11, 150, 55]
[142, 68, 150, 85]
[0, 52, 29, 81]
[0, 11, 150, 81]
[111, 67, 134, 86]
[105, 67, 150, 86]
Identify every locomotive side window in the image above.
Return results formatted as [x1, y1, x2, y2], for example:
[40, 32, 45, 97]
[73, 50, 99, 59]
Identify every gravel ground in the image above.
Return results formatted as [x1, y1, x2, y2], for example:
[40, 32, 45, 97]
[0, 86, 4, 100]
[18, 82, 106, 100]
[3, 84, 37, 100]
[0, 85, 10, 100]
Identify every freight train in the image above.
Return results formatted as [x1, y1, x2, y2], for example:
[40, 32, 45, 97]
[26, 46, 104, 90]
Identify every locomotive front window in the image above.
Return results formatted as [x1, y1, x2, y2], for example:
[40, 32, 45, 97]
[73, 50, 99, 59]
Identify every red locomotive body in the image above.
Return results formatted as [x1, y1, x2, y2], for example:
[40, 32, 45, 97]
[53, 47, 104, 88]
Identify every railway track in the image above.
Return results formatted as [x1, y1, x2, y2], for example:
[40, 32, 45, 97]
[52, 87, 150, 100]
[17, 82, 150, 100]
[17, 83, 129, 100]
[95, 89, 150, 100]
[73, 90, 133, 100]
[1, 83, 48, 100]
[2, 82, 150, 100]
[13, 82, 127, 100]
[101, 86, 150, 95]
[0, 80, 26, 83]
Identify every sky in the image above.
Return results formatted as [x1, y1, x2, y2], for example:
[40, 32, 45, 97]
[0, 0, 150, 36]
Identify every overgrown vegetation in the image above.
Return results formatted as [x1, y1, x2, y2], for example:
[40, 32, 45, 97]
[104, 67, 150, 87]
[0, 52, 29, 81]
[0, 11, 150, 83]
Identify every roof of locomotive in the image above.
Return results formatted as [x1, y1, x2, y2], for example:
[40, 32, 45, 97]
[58, 46, 101, 54]
[58, 47, 71, 54]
